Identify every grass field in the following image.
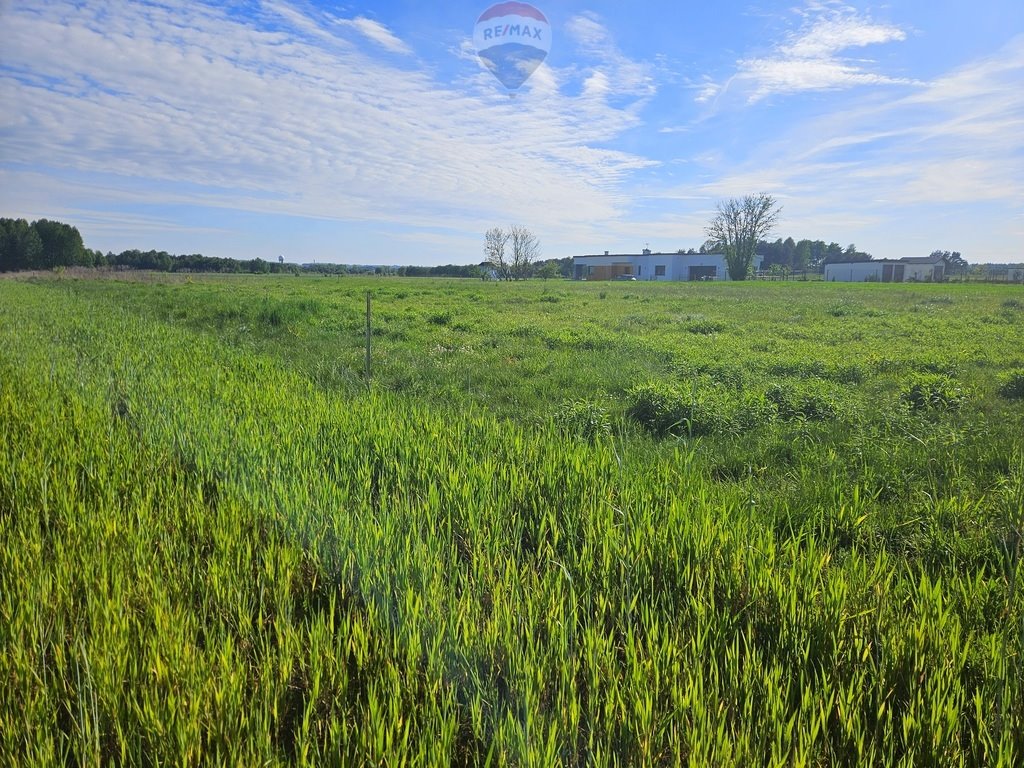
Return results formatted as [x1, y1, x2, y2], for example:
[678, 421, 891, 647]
[1, 274, 1023, 765]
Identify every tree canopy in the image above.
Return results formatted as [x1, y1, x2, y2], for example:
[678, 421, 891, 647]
[0, 218, 84, 271]
[704, 194, 782, 280]
[483, 225, 541, 280]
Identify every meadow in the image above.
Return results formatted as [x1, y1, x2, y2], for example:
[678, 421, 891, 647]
[1, 273, 1022, 766]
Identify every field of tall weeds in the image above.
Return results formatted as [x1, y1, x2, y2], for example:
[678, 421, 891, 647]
[1, 275, 1022, 765]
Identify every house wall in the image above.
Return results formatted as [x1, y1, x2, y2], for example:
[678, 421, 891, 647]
[903, 264, 944, 282]
[574, 253, 759, 281]
[825, 261, 945, 282]
[825, 262, 885, 282]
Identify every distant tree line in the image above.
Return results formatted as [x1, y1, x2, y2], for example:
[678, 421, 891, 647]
[393, 264, 484, 278]
[107, 250, 298, 275]
[755, 238, 873, 271]
[1, 217, 574, 279]
[0, 217, 299, 274]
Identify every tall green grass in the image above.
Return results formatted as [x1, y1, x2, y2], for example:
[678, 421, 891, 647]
[1, 277, 1022, 765]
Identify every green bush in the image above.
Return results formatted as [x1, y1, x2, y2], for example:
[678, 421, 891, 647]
[765, 380, 842, 420]
[901, 373, 967, 412]
[998, 368, 1024, 399]
[686, 318, 726, 335]
[554, 399, 611, 441]
[732, 391, 777, 431]
[427, 311, 453, 326]
[626, 381, 728, 437]
[256, 297, 322, 328]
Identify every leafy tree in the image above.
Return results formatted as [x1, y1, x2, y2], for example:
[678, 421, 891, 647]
[535, 261, 560, 280]
[509, 225, 540, 280]
[782, 236, 796, 267]
[484, 227, 511, 280]
[793, 239, 812, 270]
[931, 250, 968, 276]
[0, 218, 44, 271]
[32, 219, 86, 268]
[704, 194, 782, 280]
[821, 244, 872, 265]
[483, 226, 539, 280]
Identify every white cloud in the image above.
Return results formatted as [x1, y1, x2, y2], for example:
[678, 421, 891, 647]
[736, 57, 913, 100]
[712, 4, 916, 103]
[564, 13, 656, 99]
[782, 15, 905, 59]
[564, 14, 611, 52]
[335, 16, 412, 55]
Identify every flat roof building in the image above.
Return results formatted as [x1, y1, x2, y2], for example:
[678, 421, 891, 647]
[573, 250, 764, 281]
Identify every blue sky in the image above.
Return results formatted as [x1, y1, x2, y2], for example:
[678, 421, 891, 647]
[1, 0, 1022, 264]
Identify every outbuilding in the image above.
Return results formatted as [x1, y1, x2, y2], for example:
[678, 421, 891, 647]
[824, 256, 946, 283]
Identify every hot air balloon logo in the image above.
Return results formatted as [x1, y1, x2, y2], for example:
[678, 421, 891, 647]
[473, 3, 550, 92]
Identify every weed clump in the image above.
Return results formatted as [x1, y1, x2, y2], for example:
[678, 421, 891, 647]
[554, 399, 611, 441]
[901, 373, 967, 412]
[827, 301, 860, 317]
[427, 311, 453, 326]
[622, 380, 753, 438]
[686, 318, 726, 335]
[998, 368, 1024, 399]
[766, 380, 843, 421]
[257, 297, 322, 328]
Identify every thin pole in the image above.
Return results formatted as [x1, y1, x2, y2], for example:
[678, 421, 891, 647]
[365, 291, 372, 382]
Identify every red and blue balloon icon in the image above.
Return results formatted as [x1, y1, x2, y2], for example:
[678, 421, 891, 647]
[473, 2, 550, 91]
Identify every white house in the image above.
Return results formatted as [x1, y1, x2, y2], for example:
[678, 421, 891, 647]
[824, 256, 946, 283]
[572, 250, 764, 281]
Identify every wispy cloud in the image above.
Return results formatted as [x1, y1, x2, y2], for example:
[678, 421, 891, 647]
[564, 13, 656, 99]
[714, 4, 915, 103]
[335, 16, 412, 55]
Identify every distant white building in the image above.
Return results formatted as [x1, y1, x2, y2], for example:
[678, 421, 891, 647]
[825, 256, 946, 283]
[573, 250, 764, 281]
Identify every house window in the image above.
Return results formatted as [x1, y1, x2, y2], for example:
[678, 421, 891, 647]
[636, 264, 642, 276]
[655, 265, 666, 276]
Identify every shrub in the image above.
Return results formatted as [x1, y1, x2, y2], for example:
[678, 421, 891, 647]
[686, 318, 726, 335]
[998, 368, 1024, 399]
[256, 297, 322, 328]
[554, 400, 611, 441]
[676, 361, 748, 390]
[827, 301, 859, 317]
[901, 373, 967, 412]
[766, 380, 842, 421]
[732, 391, 777, 431]
[626, 381, 727, 437]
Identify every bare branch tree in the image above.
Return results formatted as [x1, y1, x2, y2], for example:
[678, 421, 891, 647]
[484, 227, 510, 280]
[508, 225, 540, 280]
[704, 194, 781, 280]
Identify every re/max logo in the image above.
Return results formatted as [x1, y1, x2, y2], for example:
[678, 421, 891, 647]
[482, 24, 544, 41]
